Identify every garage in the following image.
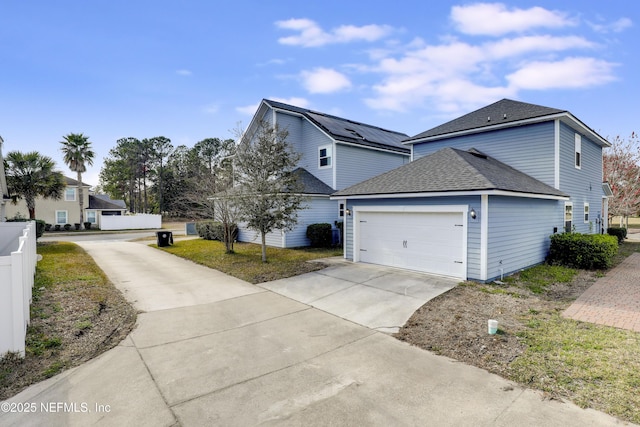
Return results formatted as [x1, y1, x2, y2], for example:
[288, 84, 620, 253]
[354, 208, 467, 279]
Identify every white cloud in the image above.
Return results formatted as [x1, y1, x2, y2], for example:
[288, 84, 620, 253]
[276, 18, 393, 47]
[203, 104, 219, 115]
[589, 17, 633, 34]
[176, 69, 192, 76]
[451, 3, 575, 36]
[507, 57, 618, 90]
[236, 103, 260, 115]
[301, 68, 352, 94]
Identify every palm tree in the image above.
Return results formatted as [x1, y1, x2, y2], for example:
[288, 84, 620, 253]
[4, 151, 65, 219]
[60, 133, 95, 228]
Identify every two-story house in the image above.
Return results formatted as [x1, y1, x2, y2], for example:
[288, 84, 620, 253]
[238, 99, 410, 248]
[332, 99, 611, 282]
[5, 177, 127, 228]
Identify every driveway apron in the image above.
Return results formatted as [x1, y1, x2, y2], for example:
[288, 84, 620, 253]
[0, 241, 630, 426]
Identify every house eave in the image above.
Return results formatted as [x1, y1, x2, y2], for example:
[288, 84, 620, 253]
[404, 112, 610, 148]
[331, 189, 569, 201]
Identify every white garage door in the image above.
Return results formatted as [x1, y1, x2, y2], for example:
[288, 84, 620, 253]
[356, 210, 466, 279]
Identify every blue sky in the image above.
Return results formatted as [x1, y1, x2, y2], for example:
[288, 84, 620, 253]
[1, 1, 637, 186]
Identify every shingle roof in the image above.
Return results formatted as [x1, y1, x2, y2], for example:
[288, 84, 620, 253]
[332, 147, 568, 198]
[89, 194, 127, 210]
[293, 168, 334, 195]
[64, 176, 92, 187]
[405, 99, 566, 143]
[264, 99, 410, 154]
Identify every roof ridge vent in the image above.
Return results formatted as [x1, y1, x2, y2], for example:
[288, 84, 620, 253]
[467, 148, 488, 159]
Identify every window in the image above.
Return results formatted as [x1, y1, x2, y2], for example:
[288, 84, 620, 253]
[574, 134, 582, 169]
[319, 145, 332, 168]
[564, 203, 573, 232]
[65, 187, 76, 201]
[56, 210, 68, 224]
[584, 203, 589, 223]
[86, 211, 97, 224]
[339, 202, 345, 218]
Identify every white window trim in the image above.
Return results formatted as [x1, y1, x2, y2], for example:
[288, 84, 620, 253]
[584, 202, 589, 223]
[86, 210, 97, 224]
[564, 202, 573, 232]
[574, 134, 582, 169]
[65, 187, 77, 201]
[318, 144, 332, 169]
[56, 210, 68, 224]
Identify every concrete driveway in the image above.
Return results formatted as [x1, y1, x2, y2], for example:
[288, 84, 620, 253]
[1, 240, 629, 426]
[260, 259, 458, 333]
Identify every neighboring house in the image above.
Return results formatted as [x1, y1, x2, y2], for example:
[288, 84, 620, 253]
[237, 99, 410, 248]
[0, 137, 8, 222]
[5, 177, 126, 228]
[333, 99, 611, 282]
[87, 194, 127, 229]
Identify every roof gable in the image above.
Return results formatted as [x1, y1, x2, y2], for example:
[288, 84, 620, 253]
[332, 147, 568, 198]
[263, 99, 410, 154]
[405, 99, 566, 142]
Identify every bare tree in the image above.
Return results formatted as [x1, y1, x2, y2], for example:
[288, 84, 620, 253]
[603, 132, 640, 227]
[232, 121, 305, 262]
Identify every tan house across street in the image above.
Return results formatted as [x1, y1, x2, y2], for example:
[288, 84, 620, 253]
[4, 176, 126, 229]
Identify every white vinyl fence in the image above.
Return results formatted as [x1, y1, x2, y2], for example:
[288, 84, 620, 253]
[100, 214, 162, 231]
[0, 221, 37, 357]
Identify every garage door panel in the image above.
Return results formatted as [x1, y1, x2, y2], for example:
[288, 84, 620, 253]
[357, 210, 465, 279]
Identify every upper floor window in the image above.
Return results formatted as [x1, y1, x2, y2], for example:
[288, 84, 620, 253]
[319, 145, 332, 169]
[574, 134, 582, 169]
[65, 187, 76, 201]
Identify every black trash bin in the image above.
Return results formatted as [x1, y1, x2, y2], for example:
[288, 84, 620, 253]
[156, 231, 173, 247]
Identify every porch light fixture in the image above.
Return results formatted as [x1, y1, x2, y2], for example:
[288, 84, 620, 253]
[470, 208, 477, 219]
[345, 209, 352, 216]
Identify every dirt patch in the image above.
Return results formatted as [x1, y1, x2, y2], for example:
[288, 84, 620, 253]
[395, 270, 598, 379]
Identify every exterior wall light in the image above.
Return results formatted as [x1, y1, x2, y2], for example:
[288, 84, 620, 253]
[470, 208, 477, 219]
[345, 209, 352, 216]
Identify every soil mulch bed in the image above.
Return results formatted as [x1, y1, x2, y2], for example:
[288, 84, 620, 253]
[395, 270, 598, 379]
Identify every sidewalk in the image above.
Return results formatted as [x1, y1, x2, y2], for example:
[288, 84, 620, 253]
[1, 241, 632, 426]
[563, 252, 640, 332]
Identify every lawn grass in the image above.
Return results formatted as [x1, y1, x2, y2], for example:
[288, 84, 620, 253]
[0, 242, 136, 399]
[154, 239, 343, 283]
[504, 241, 640, 424]
[510, 314, 640, 423]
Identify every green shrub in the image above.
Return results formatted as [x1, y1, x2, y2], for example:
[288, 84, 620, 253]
[63, 224, 72, 231]
[607, 227, 627, 244]
[196, 220, 238, 242]
[306, 223, 333, 247]
[83, 222, 92, 230]
[548, 233, 618, 270]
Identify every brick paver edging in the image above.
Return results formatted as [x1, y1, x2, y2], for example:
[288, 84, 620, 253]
[563, 252, 640, 332]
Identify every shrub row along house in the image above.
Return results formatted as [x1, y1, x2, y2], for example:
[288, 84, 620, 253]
[241, 98, 612, 282]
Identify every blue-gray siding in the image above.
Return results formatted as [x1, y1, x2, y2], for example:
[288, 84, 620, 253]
[558, 122, 604, 234]
[336, 144, 408, 190]
[412, 122, 556, 187]
[238, 197, 341, 248]
[486, 197, 560, 280]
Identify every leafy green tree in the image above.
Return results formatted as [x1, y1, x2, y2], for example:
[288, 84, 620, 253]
[60, 133, 95, 228]
[148, 136, 173, 214]
[4, 151, 65, 219]
[233, 121, 305, 262]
